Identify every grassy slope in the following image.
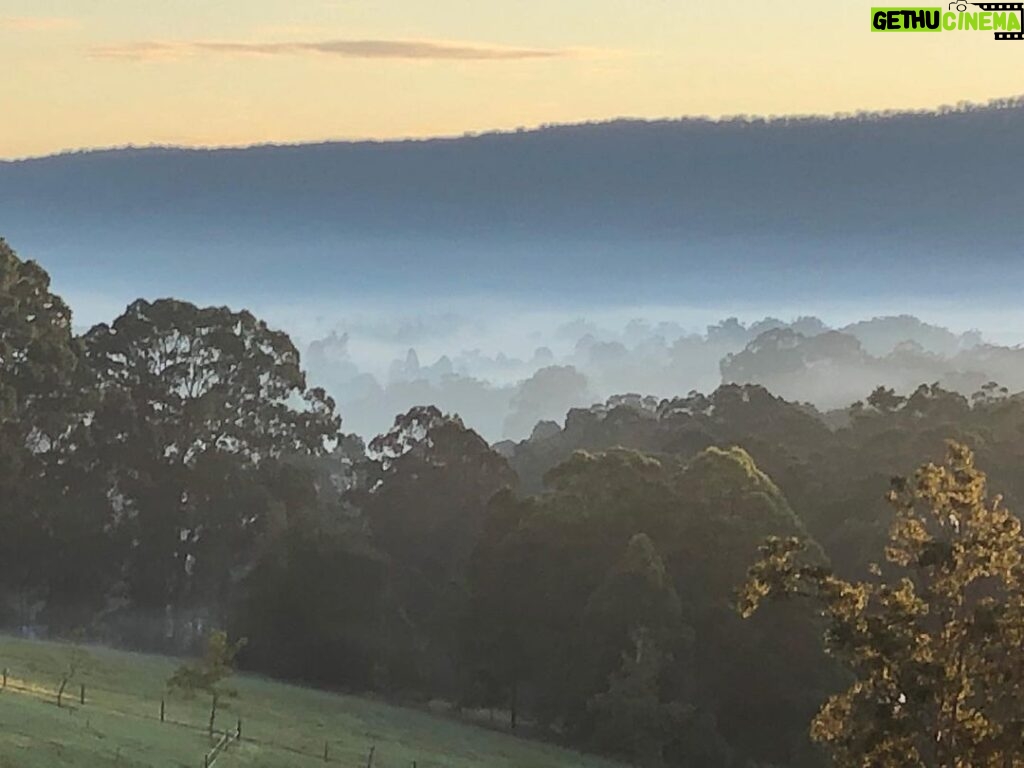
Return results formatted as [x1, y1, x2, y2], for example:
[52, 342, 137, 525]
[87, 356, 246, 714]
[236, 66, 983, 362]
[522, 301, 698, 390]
[0, 636, 621, 768]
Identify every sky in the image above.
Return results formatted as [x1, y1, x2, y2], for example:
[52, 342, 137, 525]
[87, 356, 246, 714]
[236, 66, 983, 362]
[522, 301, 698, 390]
[2, 0, 1023, 158]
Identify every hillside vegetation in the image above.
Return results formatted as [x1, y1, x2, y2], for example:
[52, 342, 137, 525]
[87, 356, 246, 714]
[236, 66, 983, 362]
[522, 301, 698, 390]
[13, 236, 1024, 765]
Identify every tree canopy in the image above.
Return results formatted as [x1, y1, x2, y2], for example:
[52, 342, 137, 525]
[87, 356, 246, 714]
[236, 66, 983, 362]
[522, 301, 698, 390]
[742, 443, 1024, 767]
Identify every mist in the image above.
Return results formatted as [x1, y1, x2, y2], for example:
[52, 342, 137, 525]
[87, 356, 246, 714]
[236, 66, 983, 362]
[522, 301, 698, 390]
[52, 281, 1024, 443]
[6, 100, 1024, 443]
[292, 305, 1024, 442]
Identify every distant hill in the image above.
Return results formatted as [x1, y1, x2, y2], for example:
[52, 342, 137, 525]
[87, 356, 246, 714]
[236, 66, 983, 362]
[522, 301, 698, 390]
[1, 99, 1021, 306]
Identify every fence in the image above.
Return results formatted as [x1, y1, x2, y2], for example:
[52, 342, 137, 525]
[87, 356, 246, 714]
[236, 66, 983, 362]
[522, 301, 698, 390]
[203, 726, 236, 767]
[0, 664, 433, 767]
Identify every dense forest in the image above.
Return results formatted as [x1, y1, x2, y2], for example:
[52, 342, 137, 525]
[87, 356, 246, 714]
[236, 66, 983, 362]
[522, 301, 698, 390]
[8, 236, 1024, 766]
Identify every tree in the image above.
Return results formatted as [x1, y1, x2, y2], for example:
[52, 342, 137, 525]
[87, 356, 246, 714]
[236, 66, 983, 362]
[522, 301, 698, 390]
[462, 490, 536, 729]
[584, 535, 689, 766]
[232, 507, 391, 692]
[588, 628, 691, 767]
[0, 239, 80, 620]
[866, 385, 907, 414]
[168, 630, 247, 737]
[82, 299, 340, 626]
[466, 445, 830, 766]
[56, 644, 91, 708]
[583, 533, 685, 682]
[0, 238, 77, 432]
[83, 298, 338, 467]
[741, 442, 1024, 767]
[673, 445, 831, 766]
[674, 445, 815, 598]
[363, 406, 515, 575]
[503, 366, 591, 440]
[357, 406, 516, 694]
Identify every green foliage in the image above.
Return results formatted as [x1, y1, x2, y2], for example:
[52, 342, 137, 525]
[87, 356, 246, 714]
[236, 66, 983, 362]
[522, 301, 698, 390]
[742, 442, 1024, 767]
[168, 630, 246, 699]
[584, 537, 688, 766]
[77, 297, 342, 625]
[588, 629, 691, 767]
[467, 445, 828, 766]
[356, 406, 517, 694]
[232, 515, 390, 690]
[83, 297, 339, 465]
[0, 239, 83, 621]
[168, 630, 247, 736]
[0, 237, 76, 428]
[584, 533, 683, 644]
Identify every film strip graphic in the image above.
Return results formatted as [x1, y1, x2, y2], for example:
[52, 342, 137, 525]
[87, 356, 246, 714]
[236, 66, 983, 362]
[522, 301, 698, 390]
[970, 2, 1024, 38]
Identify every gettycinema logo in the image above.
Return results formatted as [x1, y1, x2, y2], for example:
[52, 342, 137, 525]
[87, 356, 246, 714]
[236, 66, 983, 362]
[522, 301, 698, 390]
[871, 3, 1024, 38]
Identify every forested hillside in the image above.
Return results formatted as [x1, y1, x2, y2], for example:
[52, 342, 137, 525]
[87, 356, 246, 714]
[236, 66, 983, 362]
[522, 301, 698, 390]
[2, 100, 1022, 305]
[7, 237, 1024, 766]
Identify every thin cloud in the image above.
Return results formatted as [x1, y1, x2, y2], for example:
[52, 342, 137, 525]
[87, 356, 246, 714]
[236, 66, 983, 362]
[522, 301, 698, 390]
[91, 38, 571, 62]
[0, 16, 77, 31]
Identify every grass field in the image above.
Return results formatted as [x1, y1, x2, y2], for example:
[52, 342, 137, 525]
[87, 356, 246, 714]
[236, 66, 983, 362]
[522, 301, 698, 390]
[0, 636, 622, 768]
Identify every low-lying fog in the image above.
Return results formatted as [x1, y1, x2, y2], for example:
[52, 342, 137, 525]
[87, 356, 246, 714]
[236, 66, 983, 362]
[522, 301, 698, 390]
[62, 288, 1024, 443]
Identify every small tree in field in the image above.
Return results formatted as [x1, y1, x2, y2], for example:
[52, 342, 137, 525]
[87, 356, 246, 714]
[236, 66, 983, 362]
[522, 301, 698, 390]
[168, 631, 246, 737]
[57, 645, 91, 708]
[740, 442, 1024, 768]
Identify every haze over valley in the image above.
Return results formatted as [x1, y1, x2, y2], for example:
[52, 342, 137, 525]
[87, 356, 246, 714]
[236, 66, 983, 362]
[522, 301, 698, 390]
[3, 98, 1022, 441]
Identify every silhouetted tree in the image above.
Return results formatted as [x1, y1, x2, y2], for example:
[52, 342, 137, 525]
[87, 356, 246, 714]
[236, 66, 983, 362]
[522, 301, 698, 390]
[0, 239, 80, 621]
[82, 299, 339, 634]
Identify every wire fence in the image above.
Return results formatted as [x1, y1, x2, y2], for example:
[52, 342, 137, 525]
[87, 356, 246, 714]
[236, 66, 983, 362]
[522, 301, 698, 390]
[0, 665, 425, 767]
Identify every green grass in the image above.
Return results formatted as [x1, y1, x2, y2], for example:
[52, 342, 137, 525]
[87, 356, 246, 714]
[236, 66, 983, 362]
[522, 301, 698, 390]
[0, 636, 621, 768]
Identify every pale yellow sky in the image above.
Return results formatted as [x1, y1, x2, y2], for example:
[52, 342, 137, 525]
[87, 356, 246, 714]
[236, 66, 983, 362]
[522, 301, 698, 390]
[2, 0, 1023, 159]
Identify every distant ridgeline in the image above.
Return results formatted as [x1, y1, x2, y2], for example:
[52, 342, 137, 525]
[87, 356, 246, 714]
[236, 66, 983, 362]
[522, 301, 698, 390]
[1, 98, 1024, 304]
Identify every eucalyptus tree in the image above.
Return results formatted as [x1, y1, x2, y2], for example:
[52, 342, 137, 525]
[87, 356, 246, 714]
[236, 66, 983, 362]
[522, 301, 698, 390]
[742, 442, 1024, 767]
[82, 298, 340, 633]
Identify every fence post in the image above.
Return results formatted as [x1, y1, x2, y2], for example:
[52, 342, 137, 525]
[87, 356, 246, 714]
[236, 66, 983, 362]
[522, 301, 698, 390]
[2, 668, 6, 688]
[236, 718, 241, 741]
[80, 684, 86, 705]
[160, 698, 165, 722]
[366, 745, 375, 768]
[324, 741, 329, 762]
